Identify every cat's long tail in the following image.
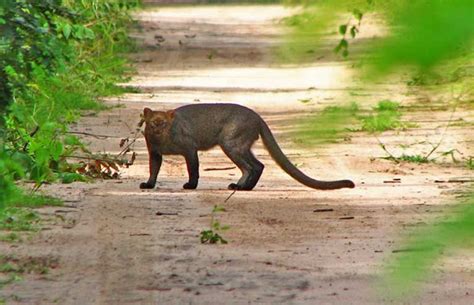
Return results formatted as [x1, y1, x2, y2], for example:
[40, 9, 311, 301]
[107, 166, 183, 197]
[259, 120, 355, 190]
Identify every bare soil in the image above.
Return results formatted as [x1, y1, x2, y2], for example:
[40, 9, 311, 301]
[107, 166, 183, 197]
[1, 5, 473, 305]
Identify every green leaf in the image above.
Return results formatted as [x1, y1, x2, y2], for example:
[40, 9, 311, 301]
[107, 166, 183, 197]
[200, 230, 213, 243]
[64, 135, 82, 146]
[212, 205, 226, 213]
[334, 39, 348, 53]
[72, 25, 84, 39]
[83, 28, 95, 40]
[339, 24, 347, 35]
[350, 26, 358, 38]
[62, 23, 71, 39]
[52, 142, 64, 161]
[60, 173, 87, 184]
[212, 220, 221, 230]
[4, 65, 18, 78]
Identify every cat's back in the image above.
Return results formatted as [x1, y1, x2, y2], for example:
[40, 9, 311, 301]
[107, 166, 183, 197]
[176, 103, 259, 126]
[173, 103, 261, 148]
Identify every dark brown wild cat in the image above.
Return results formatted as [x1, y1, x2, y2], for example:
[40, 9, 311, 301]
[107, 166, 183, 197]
[140, 104, 355, 191]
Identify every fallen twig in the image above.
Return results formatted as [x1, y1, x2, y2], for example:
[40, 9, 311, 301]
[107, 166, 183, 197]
[224, 190, 237, 203]
[156, 211, 179, 216]
[339, 216, 355, 220]
[204, 166, 236, 171]
[383, 179, 401, 184]
[67, 131, 121, 139]
[313, 208, 334, 213]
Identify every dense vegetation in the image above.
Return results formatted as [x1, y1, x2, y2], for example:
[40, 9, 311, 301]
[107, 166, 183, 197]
[0, 1, 139, 208]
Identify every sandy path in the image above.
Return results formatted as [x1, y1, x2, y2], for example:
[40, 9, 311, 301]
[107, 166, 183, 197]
[1, 5, 473, 305]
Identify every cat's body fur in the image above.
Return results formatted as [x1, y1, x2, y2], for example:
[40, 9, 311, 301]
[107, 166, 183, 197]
[140, 103, 355, 190]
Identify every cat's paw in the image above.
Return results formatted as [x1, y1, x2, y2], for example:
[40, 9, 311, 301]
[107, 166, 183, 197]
[140, 182, 155, 189]
[228, 183, 254, 191]
[183, 182, 197, 189]
[227, 183, 242, 190]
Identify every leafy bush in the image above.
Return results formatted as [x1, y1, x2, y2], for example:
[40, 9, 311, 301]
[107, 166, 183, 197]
[295, 99, 410, 145]
[0, 144, 24, 209]
[296, 102, 359, 145]
[0, 0, 139, 208]
[359, 100, 404, 133]
[1, 0, 75, 106]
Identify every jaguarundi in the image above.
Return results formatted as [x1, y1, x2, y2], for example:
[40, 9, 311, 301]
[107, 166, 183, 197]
[140, 103, 355, 191]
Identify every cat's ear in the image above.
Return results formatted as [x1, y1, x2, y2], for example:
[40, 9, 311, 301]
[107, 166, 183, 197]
[143, 107, 153, 119]
[166, 110, 175, 121]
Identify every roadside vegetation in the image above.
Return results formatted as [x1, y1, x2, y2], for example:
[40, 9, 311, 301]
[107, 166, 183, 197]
[283, 0, 473, 301]
[296, 99, 412, 145]
[0, 0, 140, 272]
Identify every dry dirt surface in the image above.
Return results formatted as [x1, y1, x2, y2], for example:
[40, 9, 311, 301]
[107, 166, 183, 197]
[1, 4, 473, 305]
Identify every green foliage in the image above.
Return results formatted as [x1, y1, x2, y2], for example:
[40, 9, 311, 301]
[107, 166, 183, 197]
[359, 100, 406, 133]
[296, 102, 359, 145]
[467, 157, 474, 170]
[381, 190, 474, 300]
[279, 0, 374, 62]
[379, 137, 462, 166]
[0, 233, 22, 243]
[11, 193, 63, 209]
[296, 100, 410, 145]
[387, 154, 429, 164]
[0, 144, 25, 209]
[0, 192, 59, 233]
[282, 0, 474, 75]
[369, 0, 474, 75]
[0, 0, 139, 208]
[200, 205, 229, 244]
[282, 1, 474, 301]
[0, 0, 74, 105]
[333, 7, 366, 58]
[205, 0, 279, 3]
[0, 208, 40, 232]
[200, 229, 228, 244]
[3, 64, 100, 186]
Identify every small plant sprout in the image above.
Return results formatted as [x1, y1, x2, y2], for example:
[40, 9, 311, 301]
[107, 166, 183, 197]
[359, 100, 410, 133]
[377, 102, 463, 165]
[467, 157, 474, 170]
[200, 205, 230, 244]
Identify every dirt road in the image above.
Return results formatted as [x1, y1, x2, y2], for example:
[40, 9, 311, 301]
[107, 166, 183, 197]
[1, 4, 473, 305]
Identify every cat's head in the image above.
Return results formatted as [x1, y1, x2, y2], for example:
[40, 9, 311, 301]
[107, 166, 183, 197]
[142, 107, 175, 133]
